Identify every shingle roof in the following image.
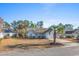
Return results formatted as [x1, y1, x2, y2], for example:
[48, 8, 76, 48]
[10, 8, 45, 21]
[27, 28, 48, 34]
[4, 29, 14, 33]
[34, 28, 47, 33]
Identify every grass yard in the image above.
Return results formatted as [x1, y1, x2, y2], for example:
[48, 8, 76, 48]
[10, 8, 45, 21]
[0, 38, 64, 52]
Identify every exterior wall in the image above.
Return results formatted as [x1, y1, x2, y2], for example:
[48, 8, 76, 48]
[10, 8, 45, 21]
[64, 26, 73, 35]
[27, 31, 45, 39]
[73, 32, 79, 39]
[0, 32, 4, 39]
[27, 31, 36, 38]
[64, 33, 74, 38]
[35, 33, 42, 38]
[45, 31, 54, 40]
[4, 33, 15, 37]
[64, 30, 79, 39]
[0, 32, 15, 39]
[27, 30, 54, 39]
[73, 34, 78, 39]
[9, 33, 15, 37]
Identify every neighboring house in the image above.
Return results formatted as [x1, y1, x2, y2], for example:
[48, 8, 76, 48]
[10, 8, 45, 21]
[27, 29, 36, 38]
[64, 25, 74, 38]
[73, 29, 79, 39]
[3, 29, 15, 37]
[0, 29, 15, 39]
[27, 28, 54, 39]
[64, 31, 74, 38]
[27, 28, 47, 39]
[64, 28, 79, 39]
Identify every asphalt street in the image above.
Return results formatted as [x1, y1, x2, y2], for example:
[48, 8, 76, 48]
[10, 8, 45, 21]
[0, 45, 79, 56]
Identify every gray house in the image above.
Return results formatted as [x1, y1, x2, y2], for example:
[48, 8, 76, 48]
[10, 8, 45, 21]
[73, 29, 79, 39]
[63, 28, 79, 39]
[64, 24, 74, 38]
[64, 31, 74, 38]
[27, 28, 54, 40]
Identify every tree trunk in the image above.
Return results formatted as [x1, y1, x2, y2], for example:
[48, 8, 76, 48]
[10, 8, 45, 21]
[53, 29, 56, 44]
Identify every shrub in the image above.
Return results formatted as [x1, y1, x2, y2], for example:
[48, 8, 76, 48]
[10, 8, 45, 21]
[66, 36, 74, 38]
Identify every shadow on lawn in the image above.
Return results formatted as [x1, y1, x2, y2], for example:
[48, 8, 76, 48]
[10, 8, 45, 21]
[5, 43, 64, 49]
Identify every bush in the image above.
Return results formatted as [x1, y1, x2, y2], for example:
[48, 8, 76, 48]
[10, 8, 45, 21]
[66, 36, 74, 38]
[4, 34, 10, 39]
[76, 35, 79, 39]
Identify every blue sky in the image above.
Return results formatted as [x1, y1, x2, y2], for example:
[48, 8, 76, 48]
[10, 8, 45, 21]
[0, 3, 79, 28]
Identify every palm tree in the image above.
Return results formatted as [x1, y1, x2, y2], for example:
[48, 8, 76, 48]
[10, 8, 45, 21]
[50, 25, 57, 44]
[57, 23, 64, 38]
